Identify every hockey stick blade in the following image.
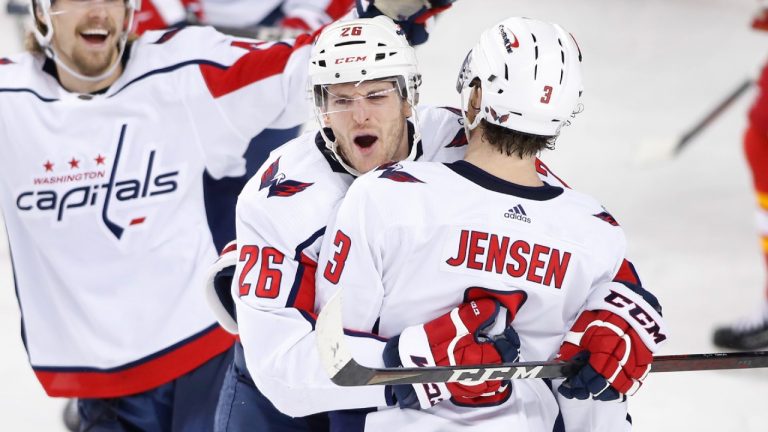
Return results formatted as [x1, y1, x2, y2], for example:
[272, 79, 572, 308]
[317, 290, 768, 386]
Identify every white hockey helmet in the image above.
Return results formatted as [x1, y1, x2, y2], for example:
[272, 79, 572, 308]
[456, 16, 583, 137]
[309, 15, 422, 175]
[29, 0, 142, 82]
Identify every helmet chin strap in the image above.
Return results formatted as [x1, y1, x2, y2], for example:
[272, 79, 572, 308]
[33, 1, 136, 86]
[43, 38, 128, 83]
[459, 85, 483, 143]
[315, 100, 422, 178]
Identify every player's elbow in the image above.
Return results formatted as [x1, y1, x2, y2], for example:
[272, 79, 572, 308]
[257, 379, 317, 417]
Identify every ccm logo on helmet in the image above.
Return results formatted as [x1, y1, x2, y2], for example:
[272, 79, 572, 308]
[335, 56, 367, 64]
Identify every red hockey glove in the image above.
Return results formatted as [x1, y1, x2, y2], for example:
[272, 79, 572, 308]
[383, 297, 520, 409]
[557, 310, 653, 401]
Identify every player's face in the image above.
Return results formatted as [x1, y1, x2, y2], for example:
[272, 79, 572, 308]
[45, 0, 127, 76]
[324, 80, 412, 173]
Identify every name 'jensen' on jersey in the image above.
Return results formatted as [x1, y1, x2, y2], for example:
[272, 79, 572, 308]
[445, 229, 572, 289]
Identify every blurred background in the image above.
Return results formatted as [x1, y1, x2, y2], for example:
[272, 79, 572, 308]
[1, 0, 764, 430]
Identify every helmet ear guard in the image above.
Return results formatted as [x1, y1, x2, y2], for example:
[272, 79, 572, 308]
[456, 17, 584, 139]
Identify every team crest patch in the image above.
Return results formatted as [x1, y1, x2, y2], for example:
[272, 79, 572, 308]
[593, 210, 619, 226]
[488, 106, 516, 124]
[376, 162, 424, 183]
[260, 157, 313, 198]
[445, 129, 468, 148]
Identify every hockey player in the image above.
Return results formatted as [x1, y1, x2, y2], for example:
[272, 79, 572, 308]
[209, 15, 481, 430]
[0, 0, 452, 430]
[314, 17, 668, 430]
[712, 4, 768, 350]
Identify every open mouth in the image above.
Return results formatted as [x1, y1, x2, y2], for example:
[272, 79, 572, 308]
[353, 135, 378, 148]
[80, 29, 110, 44]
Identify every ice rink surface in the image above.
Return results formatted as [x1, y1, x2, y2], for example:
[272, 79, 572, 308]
[1, 0, 766, 430]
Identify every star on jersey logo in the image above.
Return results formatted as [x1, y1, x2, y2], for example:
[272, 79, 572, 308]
[259, 157, 314, 198]
[95, 154, 106, 165]
[68, 157, 80, 169]
[376, 162, 424, 183]
[43, 160, 54, 172]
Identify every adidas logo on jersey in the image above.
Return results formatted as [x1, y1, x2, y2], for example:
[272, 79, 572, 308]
[504, 205, 531, 223]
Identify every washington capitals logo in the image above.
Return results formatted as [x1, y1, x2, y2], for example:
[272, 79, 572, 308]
[594, 210, 619, 227]
[0, 58, 13, 65]
[259, 157, 313, 198]
[16, 124, 180, 240]
[376, 162, 424, 183]
[488, 107, 513, 124]
[445, 129, 468, 148]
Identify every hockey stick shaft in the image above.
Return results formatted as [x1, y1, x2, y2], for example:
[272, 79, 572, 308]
[317, 290, 768, 386]
[674, 78, 754, 155]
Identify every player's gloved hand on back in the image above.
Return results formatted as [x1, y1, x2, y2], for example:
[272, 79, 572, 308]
[357, 0, 457, 44]
[382, 297, 520, 409]
[557, 310, 653, 401]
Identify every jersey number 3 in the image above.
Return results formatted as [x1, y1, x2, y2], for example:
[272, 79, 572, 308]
[323, 230, 351, 284]
[239, 245, 285, 298]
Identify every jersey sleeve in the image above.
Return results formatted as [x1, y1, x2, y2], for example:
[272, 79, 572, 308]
[189, 28, 316, 179]
[281, 0, 355, 29]
[232, 170, 389, 417]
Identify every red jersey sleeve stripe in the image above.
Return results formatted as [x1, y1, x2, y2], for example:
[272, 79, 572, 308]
[535, 158, 570, 189]
[200, 33, 315, 99]
[325, 0, 355, 19]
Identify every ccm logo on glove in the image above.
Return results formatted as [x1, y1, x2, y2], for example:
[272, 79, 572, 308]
[605, 290, 667, 344]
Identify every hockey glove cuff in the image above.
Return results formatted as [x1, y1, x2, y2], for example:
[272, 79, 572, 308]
[204, 240, 239, 334]
[557, 309, 653, 400]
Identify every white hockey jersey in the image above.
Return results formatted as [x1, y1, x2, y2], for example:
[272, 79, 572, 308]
[233, 106, 468, 415]
[0, 26, 314, 398]
[313, 160, 664, 431]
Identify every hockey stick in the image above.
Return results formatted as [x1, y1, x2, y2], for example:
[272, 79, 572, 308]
[316, 290, 768, 386]
[635, 78, 754, 163]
